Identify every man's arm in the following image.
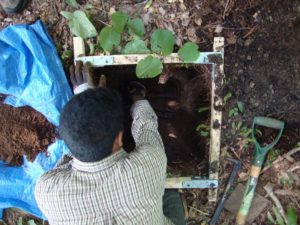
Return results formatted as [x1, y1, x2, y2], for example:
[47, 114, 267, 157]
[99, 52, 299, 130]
[131, 99, 164, 149]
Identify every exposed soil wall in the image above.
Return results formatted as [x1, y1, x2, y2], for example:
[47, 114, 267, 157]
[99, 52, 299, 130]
[96, 65, 212, 176]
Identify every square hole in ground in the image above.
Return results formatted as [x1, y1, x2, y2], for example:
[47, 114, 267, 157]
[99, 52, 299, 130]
[95, 64, 212, 176]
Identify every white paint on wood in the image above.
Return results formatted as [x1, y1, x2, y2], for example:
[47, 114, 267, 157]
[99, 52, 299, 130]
[165, 177, 192, 189]
[208, 37, 224, 202]
[73, 37, 85, 59]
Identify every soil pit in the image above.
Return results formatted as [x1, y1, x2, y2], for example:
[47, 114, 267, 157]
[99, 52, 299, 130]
[0, 99, 56, 166]
[95, 64, 212, 176]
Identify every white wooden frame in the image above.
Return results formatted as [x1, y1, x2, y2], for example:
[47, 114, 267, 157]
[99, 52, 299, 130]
[73, 37, 224, 202]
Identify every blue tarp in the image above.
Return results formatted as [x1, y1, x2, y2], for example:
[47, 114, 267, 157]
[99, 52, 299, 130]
[0, 20, 72, 219]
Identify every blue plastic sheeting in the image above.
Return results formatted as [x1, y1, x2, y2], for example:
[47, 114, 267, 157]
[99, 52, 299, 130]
[0, 20, 72, 219]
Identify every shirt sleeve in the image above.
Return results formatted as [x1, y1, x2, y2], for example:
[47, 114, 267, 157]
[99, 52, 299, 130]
[131, 100, 164, 149]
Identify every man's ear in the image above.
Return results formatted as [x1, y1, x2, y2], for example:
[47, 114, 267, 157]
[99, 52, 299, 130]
[112, 131, 123, 153]
[116, 131, 123, 147]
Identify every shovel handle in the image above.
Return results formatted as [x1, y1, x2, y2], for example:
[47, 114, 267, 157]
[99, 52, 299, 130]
[236, 165, 261, 225]
[253, 117, 284, 130]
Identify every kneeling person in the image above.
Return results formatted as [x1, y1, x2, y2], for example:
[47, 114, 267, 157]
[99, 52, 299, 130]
[35, 63, 185, 225]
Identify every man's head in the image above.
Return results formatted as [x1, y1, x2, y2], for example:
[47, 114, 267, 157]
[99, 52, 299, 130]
[59, 88, 123, 162]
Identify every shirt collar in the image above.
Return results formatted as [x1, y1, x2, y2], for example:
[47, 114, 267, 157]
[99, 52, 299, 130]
[72, 148, 127, 173]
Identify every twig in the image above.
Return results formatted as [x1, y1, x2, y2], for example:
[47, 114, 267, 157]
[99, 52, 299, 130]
[243, 25, 259, 38]
[261, 147, 300, 174]
[228, 147, 247, 169]
[288, 162, 300, 172]
[222, 0, 230, 19]
[199, 25, 254, 30]
[290, 196, 300, 210]
[274, 189, 300, 198]
[188, 206, 210, 216]
[264, 183, 288, 224]
[96, 18, 110, 26]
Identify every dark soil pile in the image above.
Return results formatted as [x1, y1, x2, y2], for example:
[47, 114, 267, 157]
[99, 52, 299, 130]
[0, 101, 56, 166]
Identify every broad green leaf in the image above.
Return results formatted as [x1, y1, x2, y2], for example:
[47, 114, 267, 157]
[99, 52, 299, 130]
[136, 55, 163, 78]
[150, 29, 175, 56]
[111, 12, 129, 33]
[61, 10, 97, 39]
[127, 18, 145, 37]
[99, 27, 121, 52]
[178, 42, 200, 62]
[287, 208, 298, 225]
[60, 11, 73, 20]
[237, 101, 245, 113]
[65, 0, 78, 7]
[121, 39, 150, 54]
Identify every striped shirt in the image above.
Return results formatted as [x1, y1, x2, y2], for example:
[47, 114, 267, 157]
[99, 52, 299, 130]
[35, 100, 173, 225]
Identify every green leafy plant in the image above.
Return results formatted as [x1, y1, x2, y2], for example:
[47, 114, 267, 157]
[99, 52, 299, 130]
[99, 27, 121, 52]
[267, 206, 298, 225]
[237, 101, 245, 113]
[229, 101, 245, 117]
[266, 149, 280, 166]
[136, 55, 163, 78]
[111, 12, 129, 33]
[196, 124, 210, 137]
[60, 10, 97, 39]
[121, 39, 150, 54]
[198, 106, 210, 113]
[61, 8, 200, 78]
[223, 92, 232, 104]
[150, 29, 175, 56]
[229, 107, 239, 117]
[231, 122, 254, 148]
[178, 42, 200, 62]
[127, 18, 145, 37]
[286, 208, 298, 225]
[65, 0, 78, 7]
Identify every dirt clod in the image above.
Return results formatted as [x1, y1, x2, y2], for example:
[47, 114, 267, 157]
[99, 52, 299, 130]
[0, 101, 56, 166]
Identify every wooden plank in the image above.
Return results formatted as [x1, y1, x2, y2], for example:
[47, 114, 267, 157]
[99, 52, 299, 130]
[208, 37, 224, 202]
[75, 52, 222, 66]
[113, 53, 183, 64]
[73, 37, 85, 58]
[165, 177, 192, 189]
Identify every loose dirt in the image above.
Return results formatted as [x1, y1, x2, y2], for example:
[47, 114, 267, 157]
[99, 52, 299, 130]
[0, 100, 56, 166]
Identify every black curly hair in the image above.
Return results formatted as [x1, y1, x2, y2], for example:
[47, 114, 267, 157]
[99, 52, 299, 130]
[59, 88, 123, 162]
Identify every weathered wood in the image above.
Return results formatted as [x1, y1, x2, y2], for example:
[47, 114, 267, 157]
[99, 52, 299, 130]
[113, 53, 183, 64]
[73, 37, 85, 58]
[75, 52, 222, 66]
[208, 37, 224, 202]
[165, 177, 192, 189]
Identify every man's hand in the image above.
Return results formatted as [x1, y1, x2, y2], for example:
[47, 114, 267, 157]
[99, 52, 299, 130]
[128, 81, 146, 102]
[70, 61, 106, 94]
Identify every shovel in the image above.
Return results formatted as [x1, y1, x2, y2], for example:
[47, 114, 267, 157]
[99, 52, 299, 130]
[236, 116, 284, 225]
